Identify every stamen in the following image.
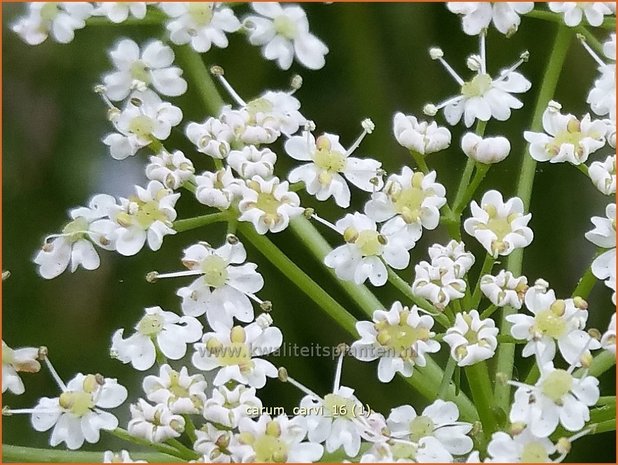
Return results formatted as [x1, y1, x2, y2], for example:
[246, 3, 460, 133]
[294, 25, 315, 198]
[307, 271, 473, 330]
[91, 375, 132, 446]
[146, 269, 203, 282]
[278, 367, 322, 400]
[210, 65, 247, 107]
[567, 336, 596, 374]
[332, 343, 348, 392]
[3, 407, 56, 415]
[94, 85, 118, 111]
[479, 32, 487, 75]
[577, 34, 606, 67]
[310, 213, 340, 234]
[42, 352, 67, 392]
[495, 51, 530, 83]
[425, 95, 464, 114]
[289, 74, 303, 94]
[429, 47, 465, 86]
[2, 270, 10, 281]
[345, 119, 375, 156]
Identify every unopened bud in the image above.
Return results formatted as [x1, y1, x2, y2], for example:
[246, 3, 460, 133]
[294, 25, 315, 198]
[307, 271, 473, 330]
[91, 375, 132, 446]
[466, 54, 482, 71]
[256, 313, 273, 329]
[290, 74, 303, 90]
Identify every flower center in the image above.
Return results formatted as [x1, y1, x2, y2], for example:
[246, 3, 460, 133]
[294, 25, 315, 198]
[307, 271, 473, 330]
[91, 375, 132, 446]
[209, 327, 253, 371]
[240, 423, 288, 463]
[40, 3, 59, 22]
[201, 255, 229, 288]
[59, 390, 95, 417]
[128, 115, 155, 138]
[323, 393, 357, 419]
[117, 196, 168, 229]
[461, 73, 492, 98]
[2, 344, 15, 365]
[533, 308, 567, 339]
[61, 217, 89, 242]
[521, 441, 550, 463]
[137, 313, 165, 337]
[391, 181, 430, 224]
[256, 192, 282, 217]
[314, 147, 347, 173]
[541, 369, 573, 403]
[246, 97, 274, 117]
[130, 60, 151, 84]
[188, 3, 214, 26]
[273, 15, 297, 40]
[375, 312, 430, 357]
[168, 371, 191, 398]
[354, 230, 385, 256]
[409, 415, 435, 442]
[391, 442, 418, 461]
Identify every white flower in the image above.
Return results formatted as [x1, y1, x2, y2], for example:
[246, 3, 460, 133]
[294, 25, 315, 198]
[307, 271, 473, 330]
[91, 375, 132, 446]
[237, 176, 304, 234]
[507, 287, 600, 366]
[241, 90, 305, 137]
[93, 3, 147, 24]
[586, 203, 616, 304]
[351, 302, 439, 382]
[412, 260, 466, 309]
[461, 132, 511, 164]
[142, 364, 207, 414]
[160, 3, 241, 52]
[194, 424, 234, 463]
[103, 90, 183, 160]
[509, 362, 600, 437]
[486, 429, 556, 462]
[128, 399, 185, 443]
[244, 2, 328, 70]
[111, 306, 202, 371]
[102, 39, 187, 101]
[12, 3, 93, 45]
[231, 414, 323, 462]
[387, 400, 473, 459]
[426, 36, 531, 127]
[2, 341, 40, 395]
[195, 167, 241, 209]
[392, 113, 451, 155]
[228, 146, 277, 179]
[365, 168, 446, 245]
[586, 34, 616, 120]
[192, 320, 282, 389]
[548, 2, 613, 27]
[524, 101, 607, 165]
[428, 240, 475, 278]
[464, 189, 533, 257]
[31, 373, 127, 450]
[444, 310, 499, 366]
[33, 194, 117, 279]
[324, 213, 416, 287]
[359, 437, 454, 462]
[106, 181, 179, 256]
[447, 2, 534, 36]
[300, 386, 364, 457]
[601, 314, 616, 353]
[174, 241, 264, 329]
[203, 385, 262, 428]
[103, 450, 146, 463]
[480, 270, 527, 309]
[146, 150, 195, 190]
[286, 130, 383, 208]
[186, 117, 234, 159]
[589, 155, 616, 195]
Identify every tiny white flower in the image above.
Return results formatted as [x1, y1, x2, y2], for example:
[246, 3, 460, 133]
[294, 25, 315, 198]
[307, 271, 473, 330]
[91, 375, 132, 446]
[237, 176, 304, 234]
[586, 203, 616, 304]
[480, 270, 528, 309]
[102, 39, 187, 101]
[2, 341, 40, 395]
[387, 400, 473, 458]
[464, 189, 533, 257]
[103, 450, 146, 463]
[128, 399, 185, 443]
[160, 3, 241, 53]
[12, 3, 94, 45]
[392, 112, 451, 155]
[31, 373, 127, 450]
[589, 155, 616, 195]
[93, 3, 147, 24]
[174, 241, 264, 329]
[461, 132, 511, 164]
[509, 362, 600, 437]
[486, 429, 556, 462]
[447, 2, 534, 36]
[241, 90, 306, 137]
[351, 302, 440, 382]
[203, 385, 263, 428]
[142, 364, 207, 414]
[428, 240, 476, 278]
[286, 131, 383, 208]
[507, 287, 600, 366]
[601, 314, 616, 353]
[359, 437, 454, 462]
[586, 34, 616, 120]
[244, 2, 328, 70]
[444, 310, 499, 366]
[231, 414, 323, 462]
[111, 306, 202, 371]
[195, 167, 241, 209]
[194, 423, 234, 463]
[324, 213, 416, 287]
[412, 260, 466, 309]
[192, 320, 283, 389]
[186, 117, 234, 159]
[146, 150, 195, 190]
[228, 145, 277, 179]
[103, 90, 183, 160]
[548, 2, 613, 27]
[524, 101, 607, 165]
[34, 194, 117, 279]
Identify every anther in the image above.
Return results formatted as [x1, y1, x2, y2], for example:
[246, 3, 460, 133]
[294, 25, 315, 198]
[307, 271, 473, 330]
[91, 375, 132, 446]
[260, 300, 273, 312]
[2, 270, 10, 281]
[303, 207, 315, 219]
[278, 367, 289, 382]
[429, 47, 444, 60]
[290, 74, 303, 91]
[210, 65, 225, 76]
[226, 234, 239, 245]
[146, 271, 159, 283]
[423, 104, 438, 116]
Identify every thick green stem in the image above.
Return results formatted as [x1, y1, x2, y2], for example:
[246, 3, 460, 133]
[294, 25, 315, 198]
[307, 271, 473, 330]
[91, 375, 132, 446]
[572, 260, 599, 299]
[173, 212, 229, 233]
[454, 163, 490, 215]
[494, 25, 572, 410]
[411, 150, 430, 174]
[2, 445, 182, 463]
[437, 357, 457, 400]
[471, 253, 495, 309]
[465, 362, 498, 444]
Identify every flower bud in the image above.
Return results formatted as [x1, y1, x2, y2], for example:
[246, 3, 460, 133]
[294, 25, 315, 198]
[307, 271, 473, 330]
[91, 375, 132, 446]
[461, 132, 511, 164]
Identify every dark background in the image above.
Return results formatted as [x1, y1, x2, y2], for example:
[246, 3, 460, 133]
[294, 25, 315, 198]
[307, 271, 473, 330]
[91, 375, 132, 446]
[3, 2, 615, 461]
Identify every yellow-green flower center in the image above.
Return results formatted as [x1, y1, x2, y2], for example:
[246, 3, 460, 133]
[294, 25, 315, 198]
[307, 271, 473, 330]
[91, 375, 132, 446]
[40, 3, 59, 22]
[273, 15, 297, 40]
[61, 217, 90, 242]
[137, 313, 165, 337]
[323, 393, 357, 419]
[2, 344, 15, 365]
[345, 229, 385, 257]
[168, 371, 191, 398]
[246, 97, 274, 117]
[240, 423, 288, 463]
[533, 308, 567, 339]
[541, 369, 573, 403]
[461, 73, 492, 98]
[409, 415, 435, 442]
[374, 311, 430, 358]
[130, 60, 151, 84]
[59, 390, 95, 417]
[201, 255, 229, 288]
[521, 441, 550, 462]
[128, 115, 155, 138]
[389, 173, 432, 224]
[188, 3, 214, 26]
[208, 328, 254, 372]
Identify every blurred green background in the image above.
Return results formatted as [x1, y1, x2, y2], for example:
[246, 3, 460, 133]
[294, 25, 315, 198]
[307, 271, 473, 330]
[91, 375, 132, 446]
[3, 2, 615, 461]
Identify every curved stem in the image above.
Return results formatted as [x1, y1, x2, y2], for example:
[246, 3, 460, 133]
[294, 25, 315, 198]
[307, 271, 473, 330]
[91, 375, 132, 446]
[465, 362, 498, 445]
[173, 212, 229, 233]
[2, 445, 182, 463]
[454, 163, 490, 215]
[494, 25, 573, 410]
[411, 150, 430, 174]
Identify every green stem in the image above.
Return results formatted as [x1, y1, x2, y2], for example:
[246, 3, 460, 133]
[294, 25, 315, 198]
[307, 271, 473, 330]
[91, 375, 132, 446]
[471, 254, 495, 309]
[494, 25, 573, 410]
[454, 163, 490, 215]
[480, 304, 498, 319]
[437, 357, 457, 400]
[173, 212, 229, 233]
[2, 445, 182, 463]
[106, 428, 187, 459]
[590, 419, 617, 434]
[165, 438, 198, 460]
[411, 150, 430, 174]
[183, 415, 198, 444]
[572, 264, 598, 299]
[451, 121, 487, 213]
[174, 46, 225, 116]
[465, 362, 498, 443]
